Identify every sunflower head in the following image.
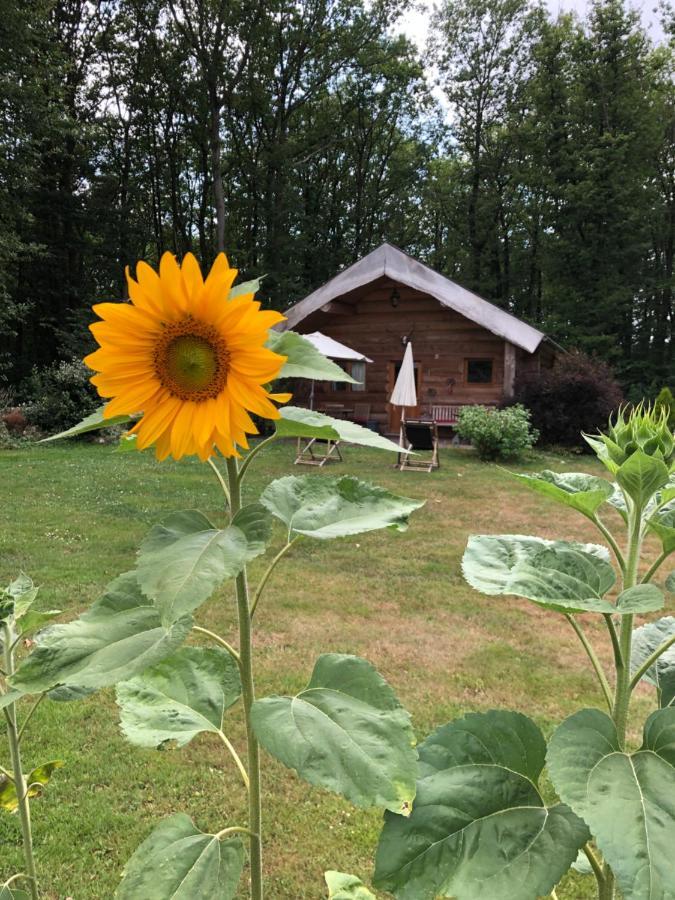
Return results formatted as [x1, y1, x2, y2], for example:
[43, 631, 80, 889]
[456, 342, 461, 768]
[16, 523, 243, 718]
[84, 252, 290, 461]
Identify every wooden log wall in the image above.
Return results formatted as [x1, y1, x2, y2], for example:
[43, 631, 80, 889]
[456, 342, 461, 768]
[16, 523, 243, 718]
[292, 280, 544, 432]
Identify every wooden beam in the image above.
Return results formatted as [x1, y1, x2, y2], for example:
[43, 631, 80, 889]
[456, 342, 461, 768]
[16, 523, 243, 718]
[504, 341, 516, 398]
[320, 301, 355, 315]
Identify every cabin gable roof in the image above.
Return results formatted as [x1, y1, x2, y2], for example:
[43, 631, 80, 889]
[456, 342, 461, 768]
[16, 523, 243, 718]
[283, 243, 546, 354]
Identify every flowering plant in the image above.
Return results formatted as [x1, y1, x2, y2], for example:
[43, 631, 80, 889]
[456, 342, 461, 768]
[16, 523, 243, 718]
[3, 254, 424, 899]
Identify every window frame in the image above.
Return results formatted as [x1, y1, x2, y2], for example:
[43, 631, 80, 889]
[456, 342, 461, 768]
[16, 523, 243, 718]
[464, 357, 495, 385]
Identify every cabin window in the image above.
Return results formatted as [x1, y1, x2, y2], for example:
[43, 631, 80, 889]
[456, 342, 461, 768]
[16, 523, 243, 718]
[351, 361, 366, 391]
[465, 358, 493, 384]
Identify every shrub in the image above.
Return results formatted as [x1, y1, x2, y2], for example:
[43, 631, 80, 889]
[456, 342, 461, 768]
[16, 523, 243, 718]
[456, 403, 539, 461]
[655, 386, 675, 431]
[513, 350, 623, 448]
[23, 357, 100, 435]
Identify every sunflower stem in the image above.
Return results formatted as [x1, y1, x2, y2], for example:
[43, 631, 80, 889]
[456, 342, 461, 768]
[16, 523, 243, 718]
[207, 457, 230, 508]
[2, 622, 39, 900]
[237, 434, 278, 485]
[225, 456, 264, 900]
[250, 537, 300, 620]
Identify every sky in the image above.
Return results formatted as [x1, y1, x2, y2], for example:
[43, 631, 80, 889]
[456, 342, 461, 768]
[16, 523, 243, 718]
[397, 0, 667, 50]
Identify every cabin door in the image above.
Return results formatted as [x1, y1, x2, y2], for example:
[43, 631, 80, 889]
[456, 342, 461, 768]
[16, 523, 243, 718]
[386, 360, 421, 434]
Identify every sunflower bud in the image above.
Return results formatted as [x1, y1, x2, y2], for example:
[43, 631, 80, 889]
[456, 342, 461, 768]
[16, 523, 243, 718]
[585, 404, 675, 471]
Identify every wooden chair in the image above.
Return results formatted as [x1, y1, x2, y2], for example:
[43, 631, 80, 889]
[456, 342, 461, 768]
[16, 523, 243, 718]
[398, 419, 440, 473]
[294, 436, 343, 467]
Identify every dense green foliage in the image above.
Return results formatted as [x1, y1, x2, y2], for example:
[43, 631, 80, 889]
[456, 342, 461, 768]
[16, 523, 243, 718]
[456, 403, 538, 459]
[1, 0, 673, 396]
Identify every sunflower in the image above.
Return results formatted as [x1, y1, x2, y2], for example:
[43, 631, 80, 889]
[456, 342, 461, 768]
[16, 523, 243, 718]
[84, 252, 290, 461]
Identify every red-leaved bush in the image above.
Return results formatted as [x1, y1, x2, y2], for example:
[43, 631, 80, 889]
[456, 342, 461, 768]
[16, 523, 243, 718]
[513, 350, 623, 448]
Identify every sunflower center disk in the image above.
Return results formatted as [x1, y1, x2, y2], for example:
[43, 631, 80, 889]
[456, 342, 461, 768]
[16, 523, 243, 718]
[155, 320, 230, 401]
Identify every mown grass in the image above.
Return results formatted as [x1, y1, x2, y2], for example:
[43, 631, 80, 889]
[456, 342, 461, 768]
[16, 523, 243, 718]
[0, 439, 662, 898]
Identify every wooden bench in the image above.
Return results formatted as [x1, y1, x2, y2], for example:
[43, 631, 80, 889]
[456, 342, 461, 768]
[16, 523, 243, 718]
[430, 404, 462, 425]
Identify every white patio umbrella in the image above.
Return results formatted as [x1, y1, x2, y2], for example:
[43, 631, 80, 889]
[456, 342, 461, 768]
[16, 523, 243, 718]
[302, 331, 372, 409]
[389, 341, 417, 422]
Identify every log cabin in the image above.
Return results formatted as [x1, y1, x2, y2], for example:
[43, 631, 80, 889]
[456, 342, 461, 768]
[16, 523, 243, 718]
[281, 243, 557, 434]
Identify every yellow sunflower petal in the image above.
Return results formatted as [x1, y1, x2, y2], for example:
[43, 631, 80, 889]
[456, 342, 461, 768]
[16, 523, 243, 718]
[227, 375, 281, 420]
[102, 383, 162, 416]
[181, 252, 204, 298]
[170, 401, 196, 459]
[159, 252, 189, 315]
[134, 261, 167, 316]
[133, 396, 181, 450]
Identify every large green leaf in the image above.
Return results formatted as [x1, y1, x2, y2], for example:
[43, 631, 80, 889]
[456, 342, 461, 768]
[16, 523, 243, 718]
[462, 534, 617, 614]
[548, 707, 675, 900]
[615, 583, 664, 613]
[116, 813, 244, 899]
[325, 871, 376, 899]
[616, 449, 670, 509]
[0, 884, 30, 899]
[4, 573, 38, 618]
[631, 616, 675, 707]
[647, 503, 675, 554]
[260, 475, 424, 540]
[374, 710, 588, 900]
[39, 405, 134, 443]
[10, 572, 192, 694]
[0, 690, 25, 711]
[136, 506, 271, 625]
[512, 470, 614, 519]
[116, 647, 241, 749]
[251, 654, 417, 814]
[228, 276, 262, 300]
[267, 331, 355, 382]
[0, 760, 64, 812]
[276, 406, 405, 453]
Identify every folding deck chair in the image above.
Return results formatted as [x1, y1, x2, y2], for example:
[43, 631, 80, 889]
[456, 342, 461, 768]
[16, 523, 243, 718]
[398, 419, 440, 472]
[294, 436, 343, 467]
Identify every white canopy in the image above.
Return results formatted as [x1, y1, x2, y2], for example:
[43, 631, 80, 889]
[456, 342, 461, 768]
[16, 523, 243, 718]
[389, 341, 417, 408]
[303, 331, 372, 362]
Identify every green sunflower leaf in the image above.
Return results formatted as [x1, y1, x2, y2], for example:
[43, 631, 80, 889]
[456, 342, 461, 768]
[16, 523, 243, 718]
[251, 654, 417, 814]
[374, 710, 588, 900]
[10, 572, 192, 694]
[615, 582, 664, 613]
[136, 505, 271, 625]
[276, 406, 405, 453]
[512, 470, 614, 519]
[116, 813, 244, 900]
[547, 707, 675, 900]
[462, 534, 617, 614]
[616, 449, 670, 509]
[631, 616, 675, 707]
[0, 761, 64, 812]
[647, 503, 675, 555]
[39, 405, 134, 443]
[229, 276, 262, 300]
[267, 330, 356, 382]
[260, 475, 424, 540]
[325, 871, 376, 899]
[116, 647, 241, 749]
[4, 573, 39, 618]
[0, 883, 31, 899]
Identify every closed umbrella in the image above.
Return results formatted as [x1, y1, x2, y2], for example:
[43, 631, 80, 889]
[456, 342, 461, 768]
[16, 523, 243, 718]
[389, 341, 416, 422]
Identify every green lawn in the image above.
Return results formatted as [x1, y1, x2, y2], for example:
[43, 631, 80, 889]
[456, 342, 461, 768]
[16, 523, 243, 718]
[0, 440, 657, 899]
